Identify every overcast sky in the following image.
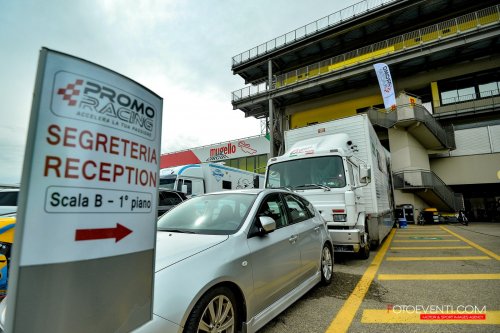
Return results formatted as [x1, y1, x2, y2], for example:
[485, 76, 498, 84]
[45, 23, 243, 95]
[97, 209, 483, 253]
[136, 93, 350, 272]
[0, 0, 359, 184]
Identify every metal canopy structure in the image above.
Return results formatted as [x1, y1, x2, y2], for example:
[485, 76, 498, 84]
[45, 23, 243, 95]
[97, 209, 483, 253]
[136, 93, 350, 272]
[231, 0, 500, 119]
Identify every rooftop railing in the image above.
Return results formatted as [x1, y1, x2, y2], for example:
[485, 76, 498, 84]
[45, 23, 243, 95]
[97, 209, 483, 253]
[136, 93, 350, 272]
[232, 5, 500, 102]
[232, 0, 398, 67]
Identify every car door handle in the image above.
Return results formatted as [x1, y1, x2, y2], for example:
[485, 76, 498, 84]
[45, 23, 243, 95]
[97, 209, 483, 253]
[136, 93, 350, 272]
[314, 226, 321, 232]
[288, 235, 298, 243]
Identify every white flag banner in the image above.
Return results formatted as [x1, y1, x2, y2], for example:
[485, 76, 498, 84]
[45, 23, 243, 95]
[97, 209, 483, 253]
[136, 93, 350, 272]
[374, 63, 396, 110]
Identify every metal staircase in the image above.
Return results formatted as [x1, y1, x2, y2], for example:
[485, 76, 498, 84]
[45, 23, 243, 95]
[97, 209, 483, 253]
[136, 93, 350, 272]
[368, 104, 455, 150]
[392, 169, 464, 211]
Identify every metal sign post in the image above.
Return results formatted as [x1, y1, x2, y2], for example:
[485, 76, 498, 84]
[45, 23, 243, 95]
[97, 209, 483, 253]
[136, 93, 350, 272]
[6, 48, 163, 333]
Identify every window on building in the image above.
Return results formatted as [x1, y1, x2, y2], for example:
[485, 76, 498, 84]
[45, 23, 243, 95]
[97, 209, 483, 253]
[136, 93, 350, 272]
[246, 156, 256, 172]
[257, 155, 268, 174]
[239, 158, 247, 171]
[441, 86, 475, 104]
[479, 82, 500, 98]
[227, 159, 238, 169]
[222, 154, 268, 174]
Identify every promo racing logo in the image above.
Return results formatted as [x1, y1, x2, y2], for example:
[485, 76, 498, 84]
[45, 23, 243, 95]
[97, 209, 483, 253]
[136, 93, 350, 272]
[53, 72, 156, 138]
[377, 65, 393, 93]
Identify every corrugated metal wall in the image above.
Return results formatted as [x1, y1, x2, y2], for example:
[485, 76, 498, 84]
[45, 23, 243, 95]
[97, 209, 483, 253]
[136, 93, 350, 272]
[450, 125, 500, 156]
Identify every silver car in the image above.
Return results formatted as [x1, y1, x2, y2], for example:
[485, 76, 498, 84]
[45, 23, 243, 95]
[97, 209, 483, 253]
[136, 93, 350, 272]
[135, 188, 333, 333]
[0, 189, 332, 333]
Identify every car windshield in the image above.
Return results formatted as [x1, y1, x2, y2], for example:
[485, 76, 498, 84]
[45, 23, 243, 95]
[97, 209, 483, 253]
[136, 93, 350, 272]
[157, 193, 257, 235]
[266, 156, 346, 189]
[158, 176, 176, 190]
[0, 191, 18, 206]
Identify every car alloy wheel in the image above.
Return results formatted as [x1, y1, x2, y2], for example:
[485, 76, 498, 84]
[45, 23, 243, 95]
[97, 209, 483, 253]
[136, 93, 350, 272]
[321, 245, 333, 285]
[185, 286, 239, 333]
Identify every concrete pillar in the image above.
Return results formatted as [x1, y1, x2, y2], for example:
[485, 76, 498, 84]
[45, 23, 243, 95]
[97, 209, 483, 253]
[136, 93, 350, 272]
[389, 126, 431, 223]
[389, 128, 430, 172]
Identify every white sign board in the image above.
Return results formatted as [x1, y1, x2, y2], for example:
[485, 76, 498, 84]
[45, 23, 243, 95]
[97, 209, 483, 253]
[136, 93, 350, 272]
[18, 49, 163, 266]
[193, 136, 270, 162]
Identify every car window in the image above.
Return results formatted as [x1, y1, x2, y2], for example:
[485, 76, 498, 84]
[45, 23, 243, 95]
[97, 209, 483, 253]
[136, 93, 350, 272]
[0, 191, 18, 206]
[255, 193, 288, 229]
[177, 179, 192, 195]
[297, 195, 315, 217]
[157, 193, 256, 235]
[159, 191, 183, 206]
[283, 194, 311, 224]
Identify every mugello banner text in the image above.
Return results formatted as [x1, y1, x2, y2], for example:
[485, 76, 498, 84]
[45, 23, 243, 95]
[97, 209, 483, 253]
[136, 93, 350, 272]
[160, 135, 270, 168]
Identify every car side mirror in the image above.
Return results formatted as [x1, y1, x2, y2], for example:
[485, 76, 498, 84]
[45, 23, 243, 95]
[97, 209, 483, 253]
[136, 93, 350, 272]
[259, 216, 276, 234]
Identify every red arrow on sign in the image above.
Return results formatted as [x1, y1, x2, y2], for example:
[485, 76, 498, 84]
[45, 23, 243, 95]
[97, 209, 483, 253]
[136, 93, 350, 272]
[75, 223, 132, 242]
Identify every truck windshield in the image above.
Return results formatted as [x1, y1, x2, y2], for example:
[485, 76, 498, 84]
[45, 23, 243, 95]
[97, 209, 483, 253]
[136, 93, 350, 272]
[266, 156, 346, 189]
[159, 175, 176, 190]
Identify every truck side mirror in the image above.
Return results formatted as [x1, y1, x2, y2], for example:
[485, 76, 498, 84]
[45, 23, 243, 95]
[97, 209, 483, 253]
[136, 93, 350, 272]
[253, 175, 260, 188]
[181, 184, 188, 194]
[359, 165, 371, 184]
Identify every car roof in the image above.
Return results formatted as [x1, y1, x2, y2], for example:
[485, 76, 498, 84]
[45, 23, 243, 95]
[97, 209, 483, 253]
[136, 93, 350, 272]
[206, 188, 292, 196]
[158, 188, 183, 193]
[0, 188, 19, 192]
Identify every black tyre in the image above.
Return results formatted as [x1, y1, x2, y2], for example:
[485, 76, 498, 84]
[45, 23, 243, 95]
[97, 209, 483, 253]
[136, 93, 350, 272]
[462, 216, 468, 226]
[321, 244, 333, 285]
[184, 286, 239, 333]
[358, 238, 370, 260]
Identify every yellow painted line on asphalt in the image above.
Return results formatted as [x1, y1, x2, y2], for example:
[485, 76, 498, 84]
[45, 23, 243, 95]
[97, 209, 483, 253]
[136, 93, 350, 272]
[392, 240, 461, 243]
[386, 256, 491, 261]
[396, 232, 451, 237]
[378, 273, 500, 280]
[397, 232, 448, 234]
[398, 226, 448, 232]
[440, 226, 500, 260]
[391, 246, 472, 250]
[395, 234, 453, 237]
[399, 228, 443, 231]
[325, 228, 396, 333]
[361, 309, 500, 325]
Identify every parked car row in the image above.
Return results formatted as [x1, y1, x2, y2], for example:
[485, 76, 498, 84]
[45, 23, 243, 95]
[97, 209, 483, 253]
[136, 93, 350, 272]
[0, 188, 333, 333]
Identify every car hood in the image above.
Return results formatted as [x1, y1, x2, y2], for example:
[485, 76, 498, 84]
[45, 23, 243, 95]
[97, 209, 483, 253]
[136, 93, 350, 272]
[154, 232, 228, 272]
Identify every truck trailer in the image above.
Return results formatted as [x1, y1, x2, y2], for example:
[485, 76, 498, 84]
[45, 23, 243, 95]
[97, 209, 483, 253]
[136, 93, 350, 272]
[265, 114, 394, 258]
[159, 163, 264, 197]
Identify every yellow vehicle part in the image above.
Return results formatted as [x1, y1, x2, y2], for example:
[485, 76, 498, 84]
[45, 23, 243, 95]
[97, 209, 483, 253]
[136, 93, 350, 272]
[0, 217, 16, 244]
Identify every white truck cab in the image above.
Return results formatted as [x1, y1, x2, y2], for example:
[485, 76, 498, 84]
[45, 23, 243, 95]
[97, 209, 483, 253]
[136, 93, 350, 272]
[265, 115, 393, 259]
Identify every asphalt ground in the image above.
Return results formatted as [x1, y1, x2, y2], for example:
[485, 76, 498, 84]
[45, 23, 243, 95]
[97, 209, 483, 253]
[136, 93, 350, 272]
[258, 222, 500, 333]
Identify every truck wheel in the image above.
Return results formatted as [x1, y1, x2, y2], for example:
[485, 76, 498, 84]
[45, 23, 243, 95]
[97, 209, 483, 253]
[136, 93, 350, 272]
[358, 241, 370, 260]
